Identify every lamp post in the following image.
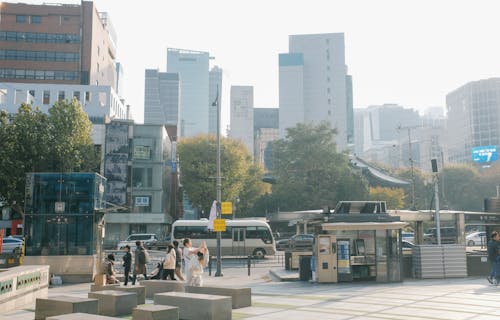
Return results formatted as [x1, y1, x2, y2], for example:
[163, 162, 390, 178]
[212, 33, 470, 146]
[212, 84, 222, 277]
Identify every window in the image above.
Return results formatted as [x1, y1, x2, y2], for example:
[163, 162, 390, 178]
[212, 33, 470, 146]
[132, 168, 153, 188]
[85, 91, 91, 102]
[43, 91, 50, 105]
[73, 91, 80, 101]
[31, 16, 42, 24]
[58, 91, 65, 101]
[16, 15, 27, 23]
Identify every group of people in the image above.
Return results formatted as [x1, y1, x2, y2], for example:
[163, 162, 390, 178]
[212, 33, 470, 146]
[103, 238, 209, 287]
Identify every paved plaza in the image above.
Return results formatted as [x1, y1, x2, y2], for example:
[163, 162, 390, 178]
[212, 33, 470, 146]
[2, 267, 500, 320]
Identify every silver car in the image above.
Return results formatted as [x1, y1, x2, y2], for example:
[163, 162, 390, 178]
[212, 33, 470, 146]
[1, 237, 23, 254]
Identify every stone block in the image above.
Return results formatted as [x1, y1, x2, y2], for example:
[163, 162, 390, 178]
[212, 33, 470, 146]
[154, 292, 231, 320]
[47, 313, 121, 319]
[90, 283, 120, 292]
[35, 295, 98, 320]
[185, 285, 251, 308]
[114, 285, 146, 304]
[140, 280, 185, 298]
[88, 290, 137, 316]
[132, 304, 179, 320]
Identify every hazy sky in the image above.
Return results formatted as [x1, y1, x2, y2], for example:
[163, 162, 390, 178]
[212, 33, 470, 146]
[19, 0, 500, 129]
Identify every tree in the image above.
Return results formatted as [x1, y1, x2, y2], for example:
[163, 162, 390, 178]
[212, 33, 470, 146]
[369, 187, 405, 209]
[0, 99, 99, 213]
[177, 135, 268, 216]
[266, 122, 368, 211]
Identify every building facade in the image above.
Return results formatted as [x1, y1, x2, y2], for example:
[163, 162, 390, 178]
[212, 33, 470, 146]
[229, 86, 254, 155]
[143, 69, 181, 132]
[279, 33, 351, 151]
[0, 1, 117, 89]
[254, 108, 279, 170]
[446, 78, 500, 164]
[167, 48, 210, 137]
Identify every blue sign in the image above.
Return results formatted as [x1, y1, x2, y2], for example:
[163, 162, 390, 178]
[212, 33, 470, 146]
[472, 145, 498, 163]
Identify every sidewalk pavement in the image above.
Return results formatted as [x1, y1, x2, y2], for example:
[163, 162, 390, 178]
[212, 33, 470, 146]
[3, 268, 500, 320]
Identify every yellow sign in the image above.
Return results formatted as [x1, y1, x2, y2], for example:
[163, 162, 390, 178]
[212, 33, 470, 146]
[213, 219, 226, 232]
[221, 202, 233, 215]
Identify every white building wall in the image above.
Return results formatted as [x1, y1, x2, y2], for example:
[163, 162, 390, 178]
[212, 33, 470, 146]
[279, 61, 304, 138]
[230, 86, 254, 156]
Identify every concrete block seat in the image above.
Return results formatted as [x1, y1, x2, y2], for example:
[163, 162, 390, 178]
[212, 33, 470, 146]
[132, 304, 179, 320]
[90, 283, 120, 292]
[185, 285, 251, 308]
[47, 313, 122, 319]
[140, 279, 185, 298]
[35, 295, 98, 320]
[88, 290, 137, 316]
[154, 291, 231, 320]
[114, 284, 146, 304]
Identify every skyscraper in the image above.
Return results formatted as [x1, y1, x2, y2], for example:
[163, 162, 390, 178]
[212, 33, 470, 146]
[279, 33, 351, 151]
[209, 66, 223, 135]
[167, 48, 210, 137]
[446, 78, 500, 163]
[229, 86, 254, 155]
[0, 1, 118, 89]
[143, 69, 181, 132]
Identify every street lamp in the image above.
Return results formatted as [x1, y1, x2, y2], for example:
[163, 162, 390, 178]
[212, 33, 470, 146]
[212, 84, 222, 277]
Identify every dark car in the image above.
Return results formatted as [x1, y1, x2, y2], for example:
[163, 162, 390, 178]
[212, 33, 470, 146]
[423, 227, 457, 244]
[276, 238, 290, 251]
[290, 234, 315, 250]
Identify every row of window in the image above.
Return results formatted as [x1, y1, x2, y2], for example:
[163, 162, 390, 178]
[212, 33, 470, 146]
[173, 226, 272, 240]
[0, 69, 79, 81]
[0, 50, 80, 62]
[16, 15, 42, 24]
[0, 31, 80, 44]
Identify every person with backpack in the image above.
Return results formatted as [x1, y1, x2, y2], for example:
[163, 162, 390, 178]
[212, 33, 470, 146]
[132, 240, 149, 285]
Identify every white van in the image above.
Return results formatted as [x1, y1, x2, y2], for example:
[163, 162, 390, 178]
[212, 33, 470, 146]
[116, 233, 158, 250]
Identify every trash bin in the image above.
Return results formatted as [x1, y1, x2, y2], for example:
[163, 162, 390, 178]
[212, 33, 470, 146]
[299, 255, 312, 281]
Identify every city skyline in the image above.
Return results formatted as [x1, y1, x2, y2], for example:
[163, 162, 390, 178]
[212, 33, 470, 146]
[4, 0, 500, 132]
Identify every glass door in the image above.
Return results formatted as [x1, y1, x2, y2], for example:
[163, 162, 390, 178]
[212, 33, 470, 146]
[232, 227, 246, 256]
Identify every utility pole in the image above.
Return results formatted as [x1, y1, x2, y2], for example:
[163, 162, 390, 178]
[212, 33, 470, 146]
[431, 158, 441, 245]
[213, 84, 222, 277]
[398, 125, 419, 210]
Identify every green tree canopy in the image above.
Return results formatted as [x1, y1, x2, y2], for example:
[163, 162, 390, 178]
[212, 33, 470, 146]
[0, 99, 99, 214]
[265, 122, 368, 212]
[177, 135, 269, 216]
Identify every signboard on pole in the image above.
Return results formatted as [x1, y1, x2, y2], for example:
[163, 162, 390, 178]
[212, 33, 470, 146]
[221, 202, 232, 215]
[213, 219, 226, 232]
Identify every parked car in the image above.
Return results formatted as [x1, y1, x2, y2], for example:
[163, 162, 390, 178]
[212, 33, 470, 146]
[402, 232, 414, 244]
[466, 231, 486, 246]
[424, 227, 457, 244]
[276, 238, 290, 251]
[1, 236, 23, 254]
[116, 233, 158, 250]
[290, 234, 315, 250]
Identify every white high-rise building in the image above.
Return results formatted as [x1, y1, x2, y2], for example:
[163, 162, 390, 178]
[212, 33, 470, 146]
[143, 69, 181, 132]
[229, 86, 254, 155]
[279, 33, 350, 151]
[167, 48, 210, 137]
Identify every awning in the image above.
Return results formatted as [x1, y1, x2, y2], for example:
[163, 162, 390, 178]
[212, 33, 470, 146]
[321, 221, 407, 231]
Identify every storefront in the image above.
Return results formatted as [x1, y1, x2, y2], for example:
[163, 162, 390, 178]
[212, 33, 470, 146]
[316, 221, 407, 283]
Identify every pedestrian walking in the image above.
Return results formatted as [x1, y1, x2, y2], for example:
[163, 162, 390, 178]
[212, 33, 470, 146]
[122, 245, 132, 285]
[487, 231, 500, 284]
[132, 240, 149, 285]
[173, 240, 185, 281]
[183, 238, 201, 282]
[162, 245, 176, 280]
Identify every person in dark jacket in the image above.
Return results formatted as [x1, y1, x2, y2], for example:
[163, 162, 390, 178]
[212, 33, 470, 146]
[122, 245, 132, 285]
[487, 231, 500, 284]
[132, 240, 149, 285]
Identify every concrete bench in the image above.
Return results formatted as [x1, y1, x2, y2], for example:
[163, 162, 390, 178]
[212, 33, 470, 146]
[132, 304, 179, 320]
[140, 279, 185, 298]
[35, 295, 98, 320]
[47, 313, 121, 319]
[114, 285, 146, 304]
[185, 285, 251, 308]
[88, 290, 137, 316]
[154, 292, 231, 320]
[90, 283, 120, 292]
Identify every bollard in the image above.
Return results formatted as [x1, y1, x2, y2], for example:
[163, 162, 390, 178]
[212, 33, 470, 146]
[247, 255, 251, 276]
[209, 255, 213, 276]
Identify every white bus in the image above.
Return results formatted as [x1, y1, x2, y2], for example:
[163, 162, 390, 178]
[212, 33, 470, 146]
[171, 219, 276, 258]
